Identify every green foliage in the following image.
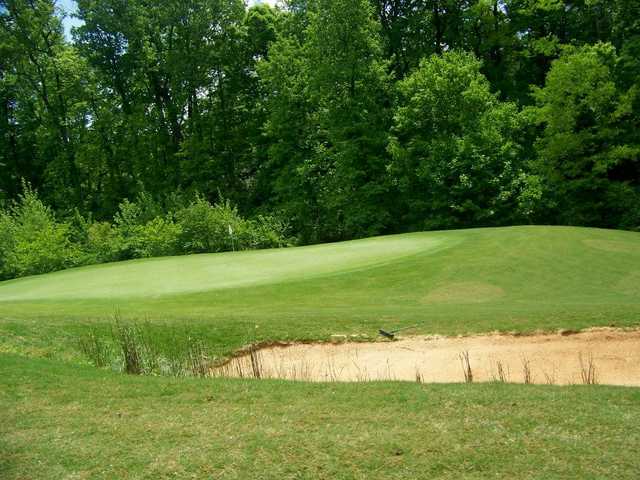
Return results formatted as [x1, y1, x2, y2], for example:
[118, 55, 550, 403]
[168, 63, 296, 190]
[127, 217, 183, 259]
[112, 193, 172, 259]
[244, 215, 292, 249]
[175, 197, 243, 253]
[0, 210, 16, 278]
[389, 51, 527, 229]
[1, 0, 639, 250]
[0, 188, 290, 281]
[260, 0, 392, 241]
[531, 43, 640, 227]
[176, 196, 289, 253]
[0, 186, 77, 279]
[82, 221, 123, 264]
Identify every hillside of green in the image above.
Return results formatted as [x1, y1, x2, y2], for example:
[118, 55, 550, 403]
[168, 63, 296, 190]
[2, 225, 640, 478]
[1, 226, 639, 360]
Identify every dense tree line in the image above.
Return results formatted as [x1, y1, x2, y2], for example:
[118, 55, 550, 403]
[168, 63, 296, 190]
[1, 0, 639, 254]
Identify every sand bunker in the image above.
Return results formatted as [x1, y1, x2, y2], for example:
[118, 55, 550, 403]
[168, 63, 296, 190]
[216, 329, 640, 386]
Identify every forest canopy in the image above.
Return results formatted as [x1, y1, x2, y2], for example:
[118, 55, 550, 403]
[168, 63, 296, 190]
[1, 0, 639, 263]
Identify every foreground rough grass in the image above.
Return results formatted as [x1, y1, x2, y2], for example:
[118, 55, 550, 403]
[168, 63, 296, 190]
[2, 354, 640, 479]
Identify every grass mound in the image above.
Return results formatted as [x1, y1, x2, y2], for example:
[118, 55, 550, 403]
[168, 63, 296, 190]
[1, 226, 640, 359]
[2, 226, 640, 478]
[0, 234, 444, 301]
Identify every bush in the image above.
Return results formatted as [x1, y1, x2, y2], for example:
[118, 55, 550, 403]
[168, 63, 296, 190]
[0, 211, 16, 280]
[114, 192, 162, 228]
[176, 197, 290, 253]
[241, 215, 291, 249]
[113, 193, 174, 259]
[0, 189, 292, 281]
[66, 210, 123, 266]
[0, 187, 77, 278]
[84, 221, 124, 264]
[113, 199, 147, 259]
[176, 197, 243, 253]
[129, 217, 182, 258]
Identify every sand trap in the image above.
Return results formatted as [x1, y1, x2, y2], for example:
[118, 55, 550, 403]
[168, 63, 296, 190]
[216, 329, 640, 386]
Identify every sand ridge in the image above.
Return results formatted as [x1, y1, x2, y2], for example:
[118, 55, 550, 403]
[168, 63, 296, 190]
[217, 328, 640, 385]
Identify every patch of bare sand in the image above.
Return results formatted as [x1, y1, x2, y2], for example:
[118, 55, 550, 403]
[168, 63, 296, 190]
[218, 329, 640, 386]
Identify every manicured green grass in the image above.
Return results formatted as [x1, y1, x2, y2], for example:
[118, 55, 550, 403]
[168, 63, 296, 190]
[1, 353, 639, 479]
[1, 226, 639, 358]
[2, 226, 640, 478]
[0, 233, 445, 301]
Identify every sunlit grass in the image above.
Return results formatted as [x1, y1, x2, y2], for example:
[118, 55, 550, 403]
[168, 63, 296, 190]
[2, 226, 640, 478]
[1, 226, 639, 359]
[2, 353, 640, 479]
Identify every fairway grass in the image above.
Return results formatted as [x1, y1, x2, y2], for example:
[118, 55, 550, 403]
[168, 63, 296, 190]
[1, 225, 639, 359]
[2, 226, 640, 478]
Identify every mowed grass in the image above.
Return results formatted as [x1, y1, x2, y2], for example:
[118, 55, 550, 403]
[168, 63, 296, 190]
[0, 234, 445, 301]
[1, 225, 640, 358]
[2, 226, 640, 478]
[2, 353, 640, 479]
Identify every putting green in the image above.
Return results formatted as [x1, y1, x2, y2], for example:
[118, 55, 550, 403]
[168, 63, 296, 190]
[0, 233, 450, 301]
[1, 225, 640, 361]
[1, 226, 640, 340]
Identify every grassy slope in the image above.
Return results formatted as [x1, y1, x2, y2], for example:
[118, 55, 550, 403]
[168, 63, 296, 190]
[2, 226, 640, 478]
[2, 353, 640, 479]
[1, 226, 639, 358]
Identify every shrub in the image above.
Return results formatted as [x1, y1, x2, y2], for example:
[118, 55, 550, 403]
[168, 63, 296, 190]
[84, 221, 124, 264]
[113, 193, 169, 259]
[114, 192, 162, 228]
[0, 189, 292, 281]
[129, 217, 182, 258]
[66, 210, 123, 266]
[1, 187, 77, 278]
[175, 196, 242, 253]
[0, 211, 16, 280]
[176, 197, 291, 253]
[241, 215, 291, 249]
